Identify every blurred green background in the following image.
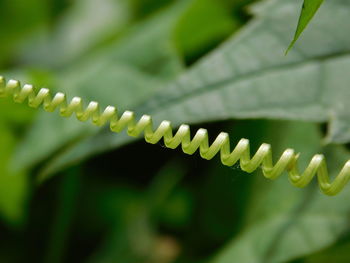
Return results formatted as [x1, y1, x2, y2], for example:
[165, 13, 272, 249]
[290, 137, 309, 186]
[1, 0, 350, 262]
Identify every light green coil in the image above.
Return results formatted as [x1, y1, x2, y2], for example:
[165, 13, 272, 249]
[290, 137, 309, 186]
[1, 76, 349, 196]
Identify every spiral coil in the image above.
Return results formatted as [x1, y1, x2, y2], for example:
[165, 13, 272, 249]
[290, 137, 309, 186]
[1, 76, 350, 195]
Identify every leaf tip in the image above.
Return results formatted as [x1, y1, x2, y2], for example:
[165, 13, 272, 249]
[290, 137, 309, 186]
[285, 40, 296, 56]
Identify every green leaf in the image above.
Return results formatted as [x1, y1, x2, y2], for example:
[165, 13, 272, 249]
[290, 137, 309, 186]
[212, 121, 350, 263]
[304, 241, 350, 263]
[16, 0, 243, 178]
[0, 0, 50, 66]
[174, 0, 237, 61]
[287, 0, 324, 53]
[0, 123, 29, 226]
[128, 0, 175, 18]
[37, 0, 350, 176]
[14, 0, 190, 174]
[0, 71, 34, 226]
[15, 63, 169, 172]
[19, 0, 132, 67]
[0, 93, 33, 226]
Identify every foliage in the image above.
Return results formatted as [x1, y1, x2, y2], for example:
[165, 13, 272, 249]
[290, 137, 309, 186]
[287, 0, 324, 52]
[0, 0, 349, 263]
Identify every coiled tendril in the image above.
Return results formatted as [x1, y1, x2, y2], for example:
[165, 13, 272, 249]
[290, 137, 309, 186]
[1, 76, 350, 195]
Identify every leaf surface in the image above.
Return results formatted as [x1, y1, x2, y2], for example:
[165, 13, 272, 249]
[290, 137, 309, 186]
[14, 0, 191, 172]
[287, 0, 324, 52]
[212, 121, 350, 263]
[0, 123, 29, 225]
[15, 0, 237, 177]
[39, 0, 350, 176]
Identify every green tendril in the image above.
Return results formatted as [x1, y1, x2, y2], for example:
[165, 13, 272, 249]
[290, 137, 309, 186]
[1, 76, 349, 196]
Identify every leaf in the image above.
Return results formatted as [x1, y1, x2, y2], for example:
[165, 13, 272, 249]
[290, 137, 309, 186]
[0, 123, 29, 226]
[174, 0, 237, 61]
[141, 0, 350, 143]
[19, 0, 132, 67]
[287, 0, 324, 53]
[212, 121, 350, 263]
[14, 0, 190, 173]
[0, 0, 49, 66]
[129, 0, 174, 18]
[138, 0, 350, 137]
[38, 0, 350, 176]
[304, 241, 350, 263]
[15, 0, 241, 177]
[15, 63, 169, 172]
[0, 71, 34, 225]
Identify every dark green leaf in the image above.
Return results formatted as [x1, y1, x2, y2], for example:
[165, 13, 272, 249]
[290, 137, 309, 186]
[38, 0, 350, 176]
[212, 122, 350, 263]
[15, 0, 190, 174]
[0, 123, 29, 226]
[287, 0, 324, 53]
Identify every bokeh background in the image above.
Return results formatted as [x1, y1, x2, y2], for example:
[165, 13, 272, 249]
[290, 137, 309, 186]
[1, 0, 350, 262]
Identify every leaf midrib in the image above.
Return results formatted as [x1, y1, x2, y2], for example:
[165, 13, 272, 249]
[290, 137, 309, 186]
[140, 50, 350, 117]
